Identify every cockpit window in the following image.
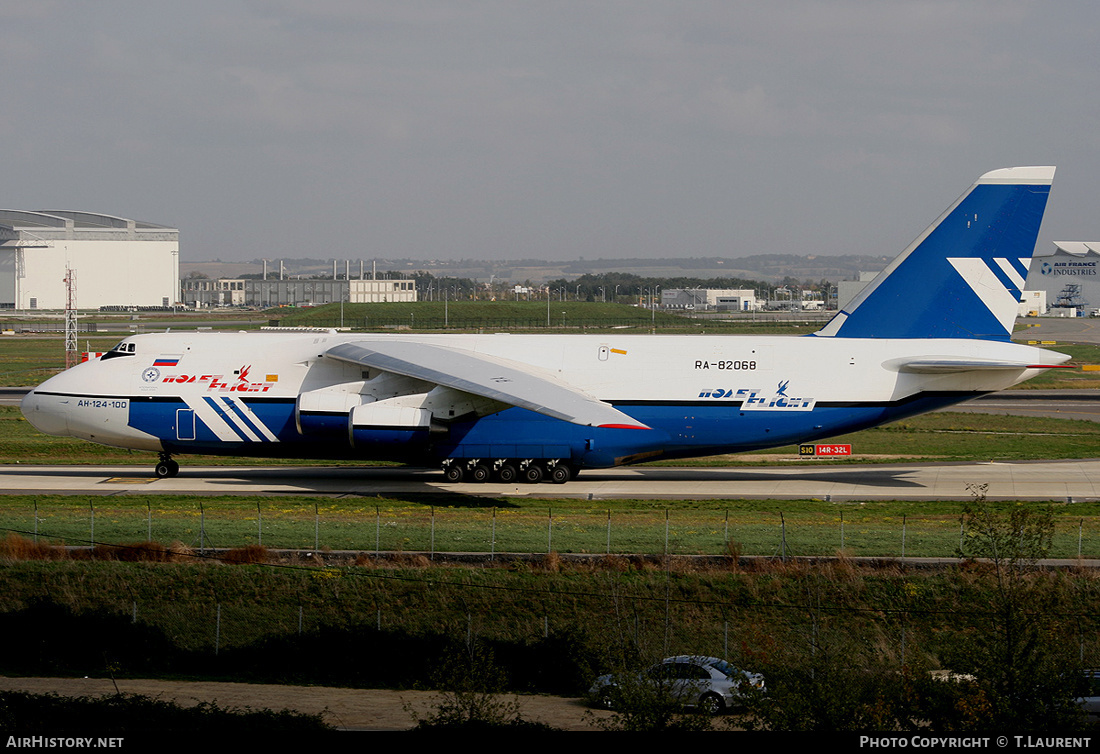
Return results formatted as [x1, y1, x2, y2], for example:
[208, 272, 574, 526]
[101, 341, 136, 361]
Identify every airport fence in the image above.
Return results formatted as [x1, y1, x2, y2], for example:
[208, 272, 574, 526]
[7, 499, 1100, 560]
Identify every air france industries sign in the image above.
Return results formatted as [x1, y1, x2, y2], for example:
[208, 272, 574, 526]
[1040, 260, 1098, 276]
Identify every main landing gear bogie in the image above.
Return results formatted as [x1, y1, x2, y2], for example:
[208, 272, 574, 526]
[442, 458, 574, 484]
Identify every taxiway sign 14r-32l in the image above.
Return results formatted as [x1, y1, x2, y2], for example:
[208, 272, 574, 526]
[22, 167, 1071, 483]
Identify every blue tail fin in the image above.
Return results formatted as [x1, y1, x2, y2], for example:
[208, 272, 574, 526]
[816, 166, 1054, 340]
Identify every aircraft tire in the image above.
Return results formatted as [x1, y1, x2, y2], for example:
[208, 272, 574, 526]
[495, 464, 517, 483]
[522, 464, 544, 484]
[470, 464, 491, 483]
[443, 464, 465, 483]
[155, 460, 178, 479]
[549, 463, 572, 484]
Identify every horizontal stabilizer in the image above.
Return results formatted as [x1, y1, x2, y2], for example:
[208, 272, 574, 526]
[885, 355, 1072, 373]
[325, 341, 650, 429]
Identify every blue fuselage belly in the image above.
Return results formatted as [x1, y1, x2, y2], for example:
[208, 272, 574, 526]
[130, 392, 975, 467]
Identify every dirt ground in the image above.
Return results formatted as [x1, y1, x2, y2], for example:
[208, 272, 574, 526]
[0, 675, 608, 731]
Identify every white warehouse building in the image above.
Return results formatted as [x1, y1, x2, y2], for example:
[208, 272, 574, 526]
[0, 210, 179, 310]
[661, 288, 759, 311]
[1024, 241, 1100, 312]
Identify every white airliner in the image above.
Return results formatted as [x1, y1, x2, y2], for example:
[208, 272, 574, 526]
[22, 167, 1069, 483]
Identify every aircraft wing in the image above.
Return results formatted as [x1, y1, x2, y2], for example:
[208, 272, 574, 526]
[324, 341, 651, 429]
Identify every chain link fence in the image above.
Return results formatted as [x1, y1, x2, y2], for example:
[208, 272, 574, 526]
[10, 500, 1100, 560]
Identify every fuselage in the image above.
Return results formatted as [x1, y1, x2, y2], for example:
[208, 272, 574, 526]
[21, 329, 1066, 470]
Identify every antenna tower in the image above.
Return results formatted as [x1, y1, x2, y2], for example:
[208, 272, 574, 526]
[64, 268, 78, 369]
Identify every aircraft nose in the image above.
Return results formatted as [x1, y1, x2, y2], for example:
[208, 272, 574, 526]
[20, 388, 71, 437]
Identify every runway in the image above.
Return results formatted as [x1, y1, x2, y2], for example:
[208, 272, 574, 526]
[951, 390, 1100, 423]
[2, 459, 1098, 501]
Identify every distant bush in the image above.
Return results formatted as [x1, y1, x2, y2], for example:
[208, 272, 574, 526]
[1, 535, 193, 563]
[0, 534, 59, 560]
[406, 641, 558, 731]
[0, 691, 332, 733]
[220, 545, 270, 565]
[0, 599, 599, 695]
[0, 600, 190, 677]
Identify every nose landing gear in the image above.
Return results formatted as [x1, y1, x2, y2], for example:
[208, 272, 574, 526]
[154, 453, 180, 478]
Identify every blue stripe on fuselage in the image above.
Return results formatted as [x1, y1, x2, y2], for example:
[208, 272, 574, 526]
[202, 397, 251, 442]
[124, 392, 978, 467]
[218, 397, 272, 441]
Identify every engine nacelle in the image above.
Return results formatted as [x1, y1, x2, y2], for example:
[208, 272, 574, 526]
[296, 390, 363, 436]
[349, 402, 433, 448]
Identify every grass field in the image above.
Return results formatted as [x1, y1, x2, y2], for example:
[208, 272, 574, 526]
[0, 336, 122, 386]
[277, 300, 690, 328]
[1010, 342, 1100, 389]
[272, 299, 831, 330]
[4, 492, 1100, 559]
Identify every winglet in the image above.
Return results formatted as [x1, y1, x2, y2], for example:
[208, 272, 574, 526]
[816, 167, 1055, 340]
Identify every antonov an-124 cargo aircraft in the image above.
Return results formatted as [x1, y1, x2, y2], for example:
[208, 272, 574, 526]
[22, 167, 1068, 483]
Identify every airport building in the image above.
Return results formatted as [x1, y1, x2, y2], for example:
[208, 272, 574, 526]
[0, 210, 179, 310]
[180, 278, 247, 308]
[661, 288, 759, 311]
[348, 278, 417, 303]
[181, 277, 418, 308]
[838, 272, 879, 311]
[1025, 242, 1100, 315]
[1017, 289, 1047, 317]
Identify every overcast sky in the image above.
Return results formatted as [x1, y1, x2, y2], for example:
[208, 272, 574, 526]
[2, 1, 1098, 264]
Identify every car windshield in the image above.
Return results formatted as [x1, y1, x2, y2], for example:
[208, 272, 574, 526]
[708, 659, 739, 678]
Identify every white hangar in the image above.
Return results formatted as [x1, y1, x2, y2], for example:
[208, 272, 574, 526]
[0, 210, 179, 310]
[1025, 242, 1100, 312]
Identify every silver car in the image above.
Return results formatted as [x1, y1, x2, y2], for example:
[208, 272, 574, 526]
[1077, 670, 1100, 720]
[589, 655, 765, 715]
